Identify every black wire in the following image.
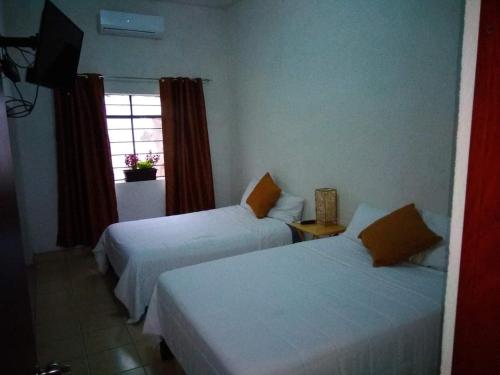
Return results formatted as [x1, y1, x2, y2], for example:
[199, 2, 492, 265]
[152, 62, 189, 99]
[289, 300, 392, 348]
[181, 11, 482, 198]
[1, 46, 38, 118]
[12, 81, 29, 111]
[2, 46, 34, 69]
[16, 47, 34, 65]
[17, 47, 35, 56]
[6, 85, 40, 118]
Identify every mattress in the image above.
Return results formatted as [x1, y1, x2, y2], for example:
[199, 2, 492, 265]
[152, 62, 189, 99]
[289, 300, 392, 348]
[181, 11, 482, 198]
[144, 235, 446, 375]
[93, 205, 292, 322]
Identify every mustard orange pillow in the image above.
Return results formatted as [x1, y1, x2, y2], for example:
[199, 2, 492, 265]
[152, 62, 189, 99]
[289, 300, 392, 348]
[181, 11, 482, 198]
[246, 173, 282, 218]
[358, 203, 442, 267]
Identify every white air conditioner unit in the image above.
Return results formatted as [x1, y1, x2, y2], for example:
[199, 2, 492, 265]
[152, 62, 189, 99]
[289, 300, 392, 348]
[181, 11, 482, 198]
[99, 10, 164, 39]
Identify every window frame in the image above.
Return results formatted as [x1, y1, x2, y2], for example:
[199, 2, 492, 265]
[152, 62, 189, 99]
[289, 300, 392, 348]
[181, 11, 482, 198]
[105, 93, 164, 182]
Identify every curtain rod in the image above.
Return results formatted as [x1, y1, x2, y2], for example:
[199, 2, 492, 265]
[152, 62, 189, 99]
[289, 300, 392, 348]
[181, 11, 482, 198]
[78, 74, 211, 83]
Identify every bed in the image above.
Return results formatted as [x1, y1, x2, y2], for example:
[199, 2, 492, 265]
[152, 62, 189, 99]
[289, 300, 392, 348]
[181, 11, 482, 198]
[143, 204, 449, 375]
[94, 205, 296, 322]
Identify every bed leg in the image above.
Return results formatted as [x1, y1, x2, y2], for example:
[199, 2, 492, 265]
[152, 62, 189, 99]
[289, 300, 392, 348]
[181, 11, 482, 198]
[160, 340, 174, 361]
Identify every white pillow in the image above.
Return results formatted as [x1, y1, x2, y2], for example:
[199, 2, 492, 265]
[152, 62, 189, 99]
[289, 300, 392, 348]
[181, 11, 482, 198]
[414, 244, 448, 271]
[343, 203, 389, 243]
[240, 177, 260, 208]
[420, 210, 450, 240]
[411, 210, 450, 271]
[267, 192, 305, 223]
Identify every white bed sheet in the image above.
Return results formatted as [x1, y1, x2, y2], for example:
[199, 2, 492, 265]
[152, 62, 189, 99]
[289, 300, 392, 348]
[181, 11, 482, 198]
[144, 235, 446, 375]
[93, 205, 292, 322]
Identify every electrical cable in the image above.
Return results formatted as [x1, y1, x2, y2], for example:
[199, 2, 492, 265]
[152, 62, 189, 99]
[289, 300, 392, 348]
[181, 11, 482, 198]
[3, 46, 34, 69]
[1, 46, 39, 118]
[6, 84, 39, 118]
[16, 47, 35, 66]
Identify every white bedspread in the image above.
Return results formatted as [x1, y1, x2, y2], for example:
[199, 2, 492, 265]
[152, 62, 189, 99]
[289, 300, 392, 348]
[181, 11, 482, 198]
[144, 235, 446, 375]
[93, 205, 292, 322]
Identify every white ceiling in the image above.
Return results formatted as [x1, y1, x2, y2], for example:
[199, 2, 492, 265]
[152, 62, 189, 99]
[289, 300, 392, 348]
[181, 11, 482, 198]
[158, 0, 240, 9]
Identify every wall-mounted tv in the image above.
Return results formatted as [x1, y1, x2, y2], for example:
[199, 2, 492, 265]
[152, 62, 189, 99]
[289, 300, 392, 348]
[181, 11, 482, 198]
[26, 0, 84, 89]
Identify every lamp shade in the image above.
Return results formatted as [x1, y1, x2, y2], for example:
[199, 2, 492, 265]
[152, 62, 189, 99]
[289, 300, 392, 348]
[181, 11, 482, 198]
[315, 188, 337, 225]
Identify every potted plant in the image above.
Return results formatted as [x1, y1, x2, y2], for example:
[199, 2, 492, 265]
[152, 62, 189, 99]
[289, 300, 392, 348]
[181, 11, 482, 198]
[123, 151, 160, 182]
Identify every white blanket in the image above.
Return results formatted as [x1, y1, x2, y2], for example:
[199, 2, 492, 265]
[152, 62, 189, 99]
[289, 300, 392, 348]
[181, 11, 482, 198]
[93, 205, 292, 322]
[144, 235, 445, 375]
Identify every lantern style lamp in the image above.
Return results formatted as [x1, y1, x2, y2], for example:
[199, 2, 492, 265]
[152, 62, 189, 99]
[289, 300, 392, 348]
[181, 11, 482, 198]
[315, 188, 337, 225]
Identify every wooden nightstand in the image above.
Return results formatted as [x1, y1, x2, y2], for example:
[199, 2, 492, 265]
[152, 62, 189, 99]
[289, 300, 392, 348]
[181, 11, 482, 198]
[289, 221, 346, 241]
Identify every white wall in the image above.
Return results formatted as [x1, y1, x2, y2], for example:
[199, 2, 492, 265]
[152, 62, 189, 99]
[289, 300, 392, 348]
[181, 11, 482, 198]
[115, 180, 166, 222]
[4, 0, 465, 258]
[3, 0, 233, 255]
[227, 0, 464, 223]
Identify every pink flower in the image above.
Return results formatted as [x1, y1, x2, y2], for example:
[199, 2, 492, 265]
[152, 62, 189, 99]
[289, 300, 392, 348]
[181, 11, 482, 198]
[125, 154, 139, 169]
[145, 151, 160, 166]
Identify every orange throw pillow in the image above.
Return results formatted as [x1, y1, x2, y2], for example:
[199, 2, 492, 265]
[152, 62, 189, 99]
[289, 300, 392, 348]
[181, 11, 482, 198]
[246, 173, 282, 218]
[358, 203, 442, 267]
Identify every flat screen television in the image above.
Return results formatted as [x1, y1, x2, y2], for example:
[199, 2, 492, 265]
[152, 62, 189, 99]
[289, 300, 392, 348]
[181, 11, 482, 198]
[26, 0, 84, 89]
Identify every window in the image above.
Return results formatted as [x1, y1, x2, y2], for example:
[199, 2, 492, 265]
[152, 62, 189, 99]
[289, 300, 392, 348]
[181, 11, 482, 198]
[104, 94, 164, 182]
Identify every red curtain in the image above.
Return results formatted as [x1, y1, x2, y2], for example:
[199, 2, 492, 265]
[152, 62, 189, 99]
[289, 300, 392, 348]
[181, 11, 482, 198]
[452, 0, 500, 373]
[54, 74, 118, 248]
[159, 78, 215, 215]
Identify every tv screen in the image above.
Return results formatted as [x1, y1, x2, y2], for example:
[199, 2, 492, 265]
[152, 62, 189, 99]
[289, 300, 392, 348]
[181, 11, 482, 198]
[26, 0, 83, 89]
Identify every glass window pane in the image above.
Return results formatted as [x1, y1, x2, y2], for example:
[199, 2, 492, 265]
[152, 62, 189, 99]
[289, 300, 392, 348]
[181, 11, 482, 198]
[111, 155, 128, 168]
[156, 165, 165, 178]
[134, 128, 162, 142]
[110, 142, 134, 155]
[106, 105, 131, 116]
[108, 129, 133, 143]
[135, 141, 163, 154]
[134, 118, 162, 129]
[132, 105, 161, 116]
[105, 95, 130, 105]
[132, 95, 160, 106]
[113, 168, 126, 181]
[107, 118, 132, 130]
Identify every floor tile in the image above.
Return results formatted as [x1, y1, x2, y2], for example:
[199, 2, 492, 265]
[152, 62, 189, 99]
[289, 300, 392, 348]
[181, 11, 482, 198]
[69, 258, 101, 275]
[143, 365, 160, 375]
[87, 344, 142, 375]
[145, 362, 184, 375]
[65, 358, 91, 375]
[36, 302, 79, 325]
[84, 325, 132, 354]
[36, 270, 72, 286]
[80, 299, 125, 316]
[72, 290, 125, 316]
[37, 279, 73, 296]
[36, 291, 75, 311]
[37, 336, 86, 365]
[72, 273, 114, 294]
[35, 268, 72, 285]
[65, 247, 93, 261]
[72, 287, 117, 305]
[35, 259, 68, 274]
[43, 359, 89, 375]
[80, 310, 128, 332]
[36, 318, 81, 342]
[126, 321, 145, 342]
[70, 266, 102, 280]
[34, 251, 66, 264]
[135, 339, 162, 366]
[119, 367, 146, 375]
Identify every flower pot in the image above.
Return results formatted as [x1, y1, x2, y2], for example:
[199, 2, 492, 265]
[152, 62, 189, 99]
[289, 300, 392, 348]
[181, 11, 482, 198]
[124, 168, 157, 182]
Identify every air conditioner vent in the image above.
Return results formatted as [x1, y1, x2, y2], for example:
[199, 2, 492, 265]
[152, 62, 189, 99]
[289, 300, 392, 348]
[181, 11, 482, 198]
[99, 10, 164, 39]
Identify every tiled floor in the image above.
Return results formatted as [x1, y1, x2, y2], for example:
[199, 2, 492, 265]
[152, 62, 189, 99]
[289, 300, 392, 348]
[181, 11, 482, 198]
[29, 248, 184, 375]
